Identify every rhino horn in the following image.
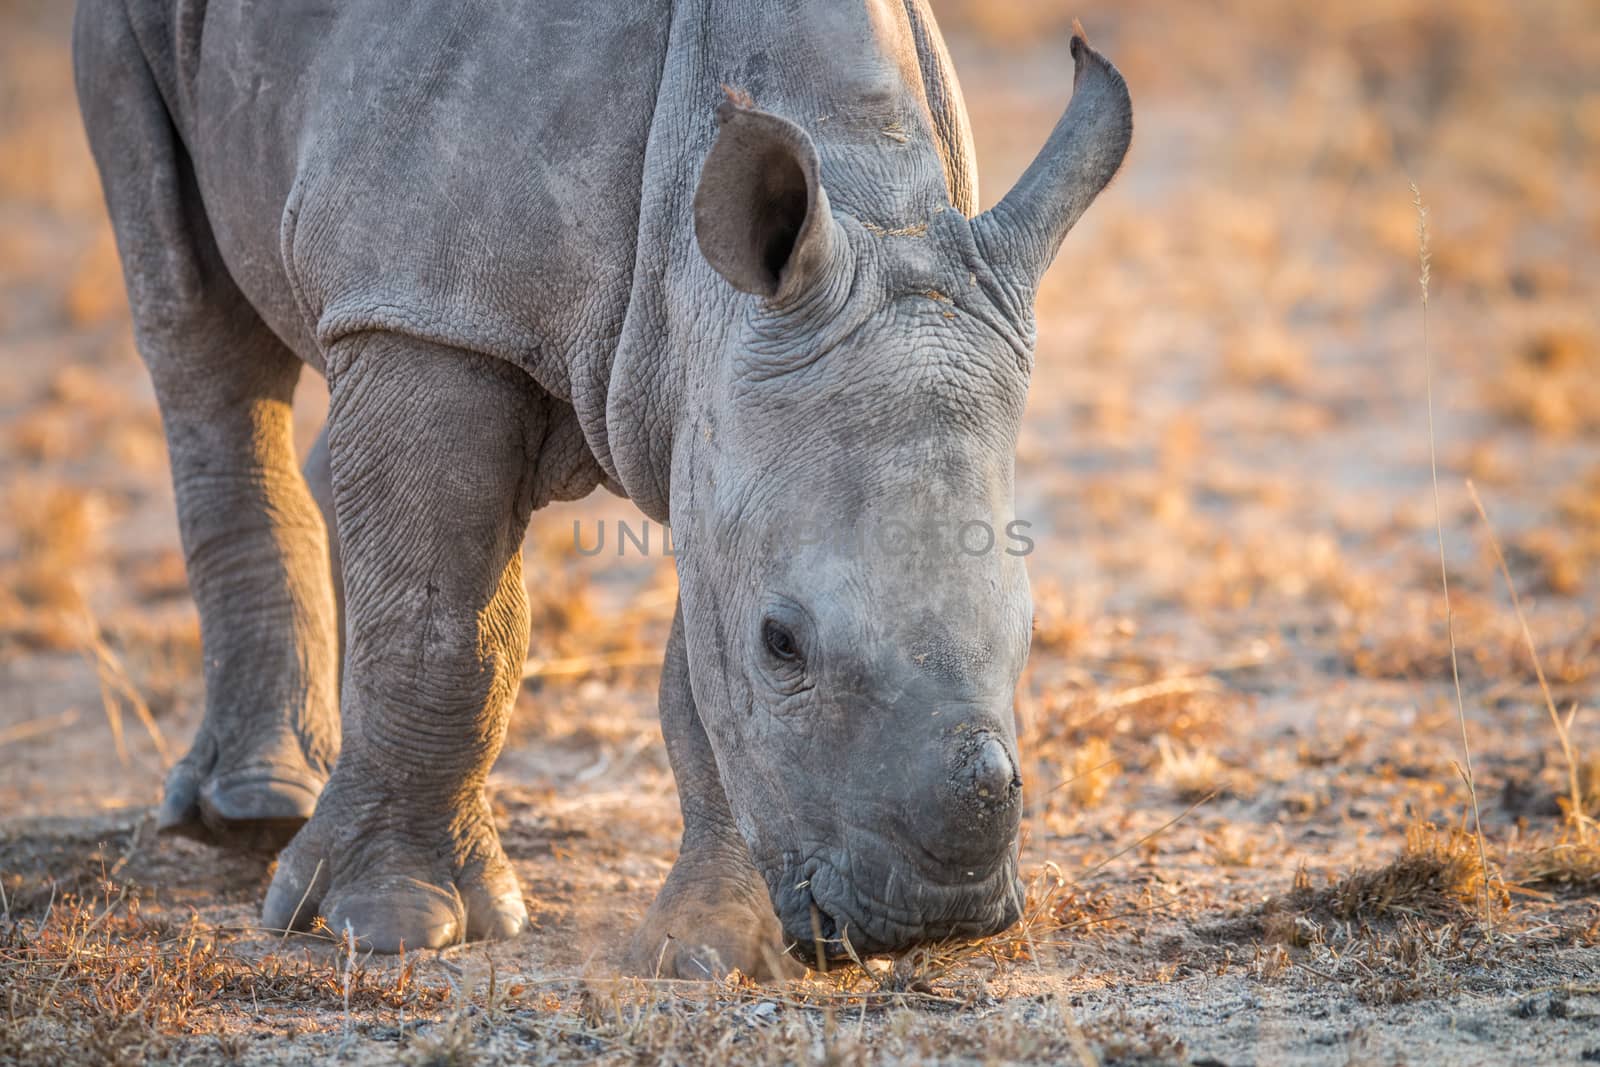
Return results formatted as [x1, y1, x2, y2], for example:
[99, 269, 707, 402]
[972, 24, 1132, 291]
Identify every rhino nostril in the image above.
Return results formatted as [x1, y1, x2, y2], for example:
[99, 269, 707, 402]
[966, 736, 1017, 802]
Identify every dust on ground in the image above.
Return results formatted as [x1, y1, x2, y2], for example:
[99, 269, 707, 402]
[3, 1, 1598, 1064]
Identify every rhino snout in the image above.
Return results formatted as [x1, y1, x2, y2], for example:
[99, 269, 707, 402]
[773, 842, 1022, 963]
[959, 734, 1020, 805]
[926, 728, 1022, 870]
[762, 727, 1024, 962]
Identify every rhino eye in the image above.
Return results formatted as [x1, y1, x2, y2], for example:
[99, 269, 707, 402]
[762, 618, 801, 663]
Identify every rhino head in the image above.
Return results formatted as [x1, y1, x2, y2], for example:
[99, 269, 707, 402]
[670, 34, 1132, 961]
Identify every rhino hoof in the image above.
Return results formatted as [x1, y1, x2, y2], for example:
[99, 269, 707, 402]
[157, 764, 323, 852]
[627, 882, 802, 981]
[325, 877, 465, 952]
[268, 873, 528, 953]
[259, 793, 529, 953]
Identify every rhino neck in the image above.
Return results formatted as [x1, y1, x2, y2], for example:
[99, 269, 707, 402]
[600, 0, 973, 522]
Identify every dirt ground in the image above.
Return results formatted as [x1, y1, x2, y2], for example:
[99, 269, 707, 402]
[3, 1, 1599, 1064]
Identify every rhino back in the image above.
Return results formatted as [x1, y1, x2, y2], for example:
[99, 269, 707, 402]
[176, 0, 670, 398]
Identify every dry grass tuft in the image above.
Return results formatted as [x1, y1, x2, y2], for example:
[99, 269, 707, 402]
[1064, 735, 1121, 808]
[1326, 823, 1505, 922]
[1508, 840, 1600, 894]
[0, 482, 101, 649]
[1204, 825, 1259, 868]
[1271, 823, 1506, 929]
[1031, 673, 1238, 775]
[1220, 319, 1310, 390]
[1253, 828, 1511, 1006]
[1489, 323, 1600, 437]
[1154, 734, 1250, 802]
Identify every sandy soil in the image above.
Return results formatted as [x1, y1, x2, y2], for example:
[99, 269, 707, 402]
[3, 1, 1598, 1064]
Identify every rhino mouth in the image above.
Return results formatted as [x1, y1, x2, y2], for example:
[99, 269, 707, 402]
[770, 843, 1022, 963]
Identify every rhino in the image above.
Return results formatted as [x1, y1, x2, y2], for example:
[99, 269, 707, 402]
[73, 0, 1131, 977]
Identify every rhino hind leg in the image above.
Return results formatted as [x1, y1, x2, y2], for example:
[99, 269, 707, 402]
[625, 605, 802, 980]
[262, 336, 536, 951]
[302, 426, 345, 675]
[148, 332, 339, 852]
[75, 2, 340, 851]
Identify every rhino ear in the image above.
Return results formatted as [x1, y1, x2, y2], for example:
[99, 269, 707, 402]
[971, 25, 1132, 291]
[694, 95, 842, 301]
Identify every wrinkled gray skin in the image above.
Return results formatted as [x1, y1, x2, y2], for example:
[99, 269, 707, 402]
[74, 0, 1131, 976]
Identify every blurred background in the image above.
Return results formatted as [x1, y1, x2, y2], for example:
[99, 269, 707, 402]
[0, 0, 1597, 1048]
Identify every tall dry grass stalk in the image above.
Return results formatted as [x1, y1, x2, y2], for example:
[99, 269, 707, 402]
[1411, 183, 1493, 927]
[1466, 479, 1592, 842]
[79, 603, 171, 768]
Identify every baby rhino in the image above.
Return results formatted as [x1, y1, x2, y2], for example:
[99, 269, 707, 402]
[74, 0, 1130, 977]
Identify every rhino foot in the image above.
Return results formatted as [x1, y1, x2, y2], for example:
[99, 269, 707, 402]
[626, 844, 802, 981]
[157, 726, 329, 852]
[261, 773, 526, 952]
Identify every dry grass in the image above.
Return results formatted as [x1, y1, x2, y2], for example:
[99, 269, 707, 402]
[1412, 183, 1493, 927]
[1063, 736, 1121, 808]
[1489, 324, 1600, 437]
[1203, 825, 1258, 868]
[544, 978, 1187, 1067]
[0, 481, 101, 650]
[1253, 830, 1495, 1005]
[1153, 735, 1251, 802]
[1509, 841, 1600, 894]
[0, 881, 449, 1066]
[1248, 825, 1600, 1007]
[0, 480, 177, 767]
[1468, 479, 1594, 842]
[1286, 823, 1505, 926]
[0, 863, 1196, 1067]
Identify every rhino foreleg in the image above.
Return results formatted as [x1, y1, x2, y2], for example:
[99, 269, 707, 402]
[626, 604, 801, 979]
[263, 336, 532, 950]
